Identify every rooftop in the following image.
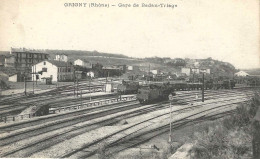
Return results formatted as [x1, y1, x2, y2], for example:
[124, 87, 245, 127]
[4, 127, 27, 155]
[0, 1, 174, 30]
[48, 60, 72, 67]
[11, 47, 48, 54]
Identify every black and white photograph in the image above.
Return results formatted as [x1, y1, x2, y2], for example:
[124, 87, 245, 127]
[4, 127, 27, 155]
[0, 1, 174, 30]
[0, 0, 259, 158]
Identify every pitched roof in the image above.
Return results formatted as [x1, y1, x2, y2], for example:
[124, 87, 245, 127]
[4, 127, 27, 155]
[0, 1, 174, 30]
[48, 60, 72, 67]
[75, 59, 90, 63]
[254, 107, 260, 122]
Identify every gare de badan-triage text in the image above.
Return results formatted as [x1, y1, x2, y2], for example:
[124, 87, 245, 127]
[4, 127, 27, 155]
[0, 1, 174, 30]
[64, 3, 177, 9]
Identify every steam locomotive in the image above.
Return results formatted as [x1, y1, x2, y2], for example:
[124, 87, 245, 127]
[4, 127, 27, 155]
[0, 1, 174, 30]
[136, 83, 175, 104]
[117, 80, 139, 94]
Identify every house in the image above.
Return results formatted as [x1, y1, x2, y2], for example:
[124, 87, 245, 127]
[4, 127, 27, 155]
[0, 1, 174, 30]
[8, 74, 17, 82]
[151, 70, 158, 75]
[181, 68, 191, 76]
[87, 71, 95, 78]
[235, 71, 249, 77]
[191, 68, 200, 74]
[116, 65, 126, 72]
[0, 51, 15, 67]
[127, 65, 139, 71]
[200, 68, 211, 74]
[74, 59, 92, 68]
[31, 60, 74, 82]
[102, 66, 120, 70]
[4, 54, 15, 67]
[0, 53, 8, 67]
[0, 69, 18, 82]
[11, 47, 49, 68]
[181, 67, 210, 76]
[55, 54, 68, 62]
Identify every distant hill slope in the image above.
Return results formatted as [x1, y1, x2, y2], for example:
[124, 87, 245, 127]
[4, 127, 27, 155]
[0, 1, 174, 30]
[194, 58, 237, 77]
[144, 57, 237, 77]
[47, 50, 128, 59]
[242, 68, 260, 75]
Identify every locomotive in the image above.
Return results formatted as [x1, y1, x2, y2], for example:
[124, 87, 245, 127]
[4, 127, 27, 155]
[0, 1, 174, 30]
[136, 83, 175, 104]
[117, 80, 139, 94]
[136, 79, 236, 104]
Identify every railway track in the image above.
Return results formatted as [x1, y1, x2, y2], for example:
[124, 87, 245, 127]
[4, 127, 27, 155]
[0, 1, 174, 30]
[0, 88, 254, 132]
[103, 110, 236, 158]
[1, 87, 251, 123]
[0, 82, 105, 105]
[0, 89, 256, 158]
[66, 97, 251, 158]
[0, 84, 255, 119]
[0, 85, 109, 119]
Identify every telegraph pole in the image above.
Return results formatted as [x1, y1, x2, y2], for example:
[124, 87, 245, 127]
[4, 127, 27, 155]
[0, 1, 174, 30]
[74, 70, 76, 97]
[168, 93, 173, 142]
[148, 63, 151, 84]
[35, 65, 38, 85]
[24, 73, 27, 96]
[89, 78, 92, 101]
[202, 73, 204, 102]
[169, 100, 172, 142]
[32, 65, 34, 94]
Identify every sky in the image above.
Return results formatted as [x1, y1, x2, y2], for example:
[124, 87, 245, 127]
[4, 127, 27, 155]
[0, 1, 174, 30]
[0, 0, 259, 69]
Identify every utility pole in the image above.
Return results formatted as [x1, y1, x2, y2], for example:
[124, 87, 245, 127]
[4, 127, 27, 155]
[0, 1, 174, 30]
[35, 65, 37, 85]
[168, 93, 173, 143]
[202, 73, 204, 102]
[148, 63, 151, 84]
[24, 73, 27, 96]
[77, 78, 79, 97]
[32, 65, 34, 94]
[74, 70, 76, 97]
[169, 100, 172, 142]
[193, 72, 195, 83]
[89, 78, 92, 101]
[80, 90, 82, 107]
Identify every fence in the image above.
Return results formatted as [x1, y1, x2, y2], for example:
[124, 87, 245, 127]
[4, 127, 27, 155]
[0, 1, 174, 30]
[49, 95, 136, 114]
[1, 95, 136, 123]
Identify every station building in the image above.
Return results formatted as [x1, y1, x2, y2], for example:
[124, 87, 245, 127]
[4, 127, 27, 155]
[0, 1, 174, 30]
[31, 60, 74, 82]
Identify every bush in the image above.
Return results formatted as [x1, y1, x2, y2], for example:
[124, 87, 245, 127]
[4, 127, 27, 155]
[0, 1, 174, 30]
[190, 92, 260, 158]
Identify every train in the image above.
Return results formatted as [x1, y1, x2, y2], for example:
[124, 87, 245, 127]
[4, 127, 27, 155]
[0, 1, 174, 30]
[117, 79, 236, 104]
[212, 80, 236, 89]
[136, 80, 236, 104]
[136, 83, 175, 104]
[117, 80, 139, 94]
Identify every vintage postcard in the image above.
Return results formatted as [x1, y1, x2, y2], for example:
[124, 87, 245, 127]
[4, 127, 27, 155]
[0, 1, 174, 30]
[0, 0, 259, 158]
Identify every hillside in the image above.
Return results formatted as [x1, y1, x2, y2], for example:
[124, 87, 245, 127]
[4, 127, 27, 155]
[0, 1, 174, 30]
[143, 57, 237, 77]
[45, 50, 237, 77]
[242, 68, 260, 75]
[0, 48, 237, 77]
[47, 50, 128, 59]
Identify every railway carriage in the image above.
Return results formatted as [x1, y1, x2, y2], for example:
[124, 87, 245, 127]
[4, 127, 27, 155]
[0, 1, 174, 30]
[117, 80, 139, 94]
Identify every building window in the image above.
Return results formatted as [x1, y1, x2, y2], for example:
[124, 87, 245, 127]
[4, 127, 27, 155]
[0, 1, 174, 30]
[43, 62, 46, 65]
[45, 55, 47, 59]
[42, 68, 47, 72]
[29, 53, 32, 57]
[29, 59, 31, 63]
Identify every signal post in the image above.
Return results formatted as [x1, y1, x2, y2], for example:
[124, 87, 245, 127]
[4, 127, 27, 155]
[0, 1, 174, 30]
[168, 93, 174, 143]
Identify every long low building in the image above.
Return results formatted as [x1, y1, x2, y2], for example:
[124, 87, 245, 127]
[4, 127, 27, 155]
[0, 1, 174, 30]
[31, 60, 74, 82]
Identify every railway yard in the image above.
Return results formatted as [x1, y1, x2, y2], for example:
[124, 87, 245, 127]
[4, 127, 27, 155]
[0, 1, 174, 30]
[0, 80, 259, 158]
